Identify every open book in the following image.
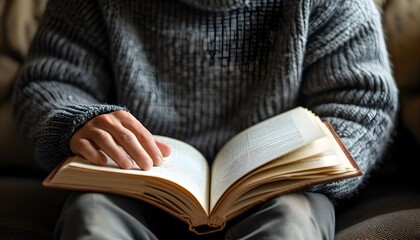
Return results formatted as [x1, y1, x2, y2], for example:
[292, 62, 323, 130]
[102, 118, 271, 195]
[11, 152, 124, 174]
[43, 107, 362, 235]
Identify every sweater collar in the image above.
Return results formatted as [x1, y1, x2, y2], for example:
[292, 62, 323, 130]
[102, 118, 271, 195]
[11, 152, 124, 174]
[178, 0, 250, 12]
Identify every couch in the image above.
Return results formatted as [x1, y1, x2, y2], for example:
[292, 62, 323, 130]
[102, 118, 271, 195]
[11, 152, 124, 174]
[1, 0, 419, 239]
[0, 0, 69, 239]
[334, 0, 420, 238]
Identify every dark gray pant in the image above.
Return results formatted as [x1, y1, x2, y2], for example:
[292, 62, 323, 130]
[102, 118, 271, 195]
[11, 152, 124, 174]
[55, 191, 335, 240]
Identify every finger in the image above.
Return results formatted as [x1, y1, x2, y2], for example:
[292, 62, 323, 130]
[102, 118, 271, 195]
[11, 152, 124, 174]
[119, 114, 164, 166]
[86, 128, 133, 169]
[109, 126, 154, 170]
[70, 138, 108, 165]
[135, 127, 164, 166]
[155, 139, 172, 157]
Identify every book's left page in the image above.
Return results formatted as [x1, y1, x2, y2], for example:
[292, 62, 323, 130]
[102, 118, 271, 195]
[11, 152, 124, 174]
[44, 135, 211, 215]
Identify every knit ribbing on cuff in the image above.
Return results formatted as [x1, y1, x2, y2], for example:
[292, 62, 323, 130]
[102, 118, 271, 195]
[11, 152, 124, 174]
[35, 104, 127, 171]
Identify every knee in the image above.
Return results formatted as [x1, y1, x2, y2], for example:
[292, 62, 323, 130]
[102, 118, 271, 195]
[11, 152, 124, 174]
[56, 192, 154, 239]
[260, 193, 311, 214]
[59, 192, 115, 225]
[259, 192, 334, 220]
[64, 192, 111, 213]
[62, 192, 145, 217]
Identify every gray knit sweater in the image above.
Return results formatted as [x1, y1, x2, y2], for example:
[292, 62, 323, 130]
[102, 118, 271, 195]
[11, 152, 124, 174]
[13, 0, 398, 199]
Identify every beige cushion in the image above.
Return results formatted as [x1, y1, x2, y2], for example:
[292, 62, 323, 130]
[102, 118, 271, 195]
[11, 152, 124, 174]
[382, 0, 420, 144]
[0, 0, 47, 169]
[0, 0, 47, 102]
[373, 0, 387, 9]
[0, 54, 19, 102]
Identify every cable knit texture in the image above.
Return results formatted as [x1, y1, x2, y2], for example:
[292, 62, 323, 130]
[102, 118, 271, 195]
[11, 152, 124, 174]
[13, 0, 398, 199]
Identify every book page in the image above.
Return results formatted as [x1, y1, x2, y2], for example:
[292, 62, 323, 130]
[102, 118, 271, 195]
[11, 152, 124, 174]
[67, 136, 211, 212]
[209, 107, 325, 210]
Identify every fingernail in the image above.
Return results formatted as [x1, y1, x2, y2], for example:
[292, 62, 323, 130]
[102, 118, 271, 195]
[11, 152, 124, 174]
[139, 156, 153, 170]
[142, 161, 152, 170]
[122, 159, 133, 169]
[155, 156, 164, 166]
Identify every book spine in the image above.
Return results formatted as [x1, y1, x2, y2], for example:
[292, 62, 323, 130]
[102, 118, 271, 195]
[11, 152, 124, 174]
[190, 216, 226, 235]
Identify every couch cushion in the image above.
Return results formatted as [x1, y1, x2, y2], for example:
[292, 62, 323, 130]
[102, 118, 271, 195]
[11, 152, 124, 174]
[0, 98, 42, 171]
[0, 0, 47, 102]
[0, 54, 19, 102]
[336, 208, 420, 240]
[0, 0, 48, 171]
[382, 0, 420, 144]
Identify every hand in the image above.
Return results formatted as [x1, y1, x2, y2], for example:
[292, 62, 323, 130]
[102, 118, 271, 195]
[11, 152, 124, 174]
[70, 110, 171, 170]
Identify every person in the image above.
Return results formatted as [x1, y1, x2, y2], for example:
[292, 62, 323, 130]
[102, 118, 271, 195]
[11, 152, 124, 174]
[12, 0, 398, 239]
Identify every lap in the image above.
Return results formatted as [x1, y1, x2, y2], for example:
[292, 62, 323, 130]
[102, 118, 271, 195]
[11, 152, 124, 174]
[55, 191, 335, 240]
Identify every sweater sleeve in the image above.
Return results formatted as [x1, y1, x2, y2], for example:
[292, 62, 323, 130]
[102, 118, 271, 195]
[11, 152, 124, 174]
[12, 0, 125, 171]
[301, 0, 399, 198]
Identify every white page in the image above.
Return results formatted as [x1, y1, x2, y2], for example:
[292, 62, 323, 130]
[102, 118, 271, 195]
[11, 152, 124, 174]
[69, 136, 210, 213]
[209, 107, 324, 210]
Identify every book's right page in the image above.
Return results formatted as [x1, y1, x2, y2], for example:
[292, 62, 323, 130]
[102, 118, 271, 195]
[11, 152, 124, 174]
[209, 107, 325, 210]
[209, 115, 362, 222]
